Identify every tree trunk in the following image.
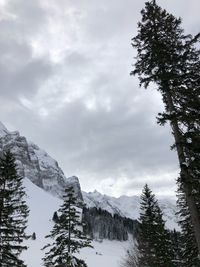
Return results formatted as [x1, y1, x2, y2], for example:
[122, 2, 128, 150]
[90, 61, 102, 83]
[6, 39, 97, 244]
[0, 179, 6, 263]
[68, 201, 71, 254]
[165, 91, 200, 255]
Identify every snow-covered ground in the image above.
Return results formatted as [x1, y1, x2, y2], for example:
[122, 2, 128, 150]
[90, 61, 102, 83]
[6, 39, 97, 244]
[22, 179, 129, 267]
[78, 240, 129, 267]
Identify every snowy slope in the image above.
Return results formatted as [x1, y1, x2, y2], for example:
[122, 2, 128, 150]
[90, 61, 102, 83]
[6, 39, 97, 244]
[83, 191, 178, 230]
[21, 180, 177, 267]
[22, 179, 129, 267]
[0, 121, 82, 199]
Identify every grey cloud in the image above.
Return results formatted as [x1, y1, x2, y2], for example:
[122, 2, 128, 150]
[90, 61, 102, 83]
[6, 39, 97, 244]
[0, 0, 199, 197]
[5, 0, 48, 35]
[15, 89, 178, 180]
[0, 0, 53, 100]
[121, 174, 178, 193]
[0, 52, 53, 98]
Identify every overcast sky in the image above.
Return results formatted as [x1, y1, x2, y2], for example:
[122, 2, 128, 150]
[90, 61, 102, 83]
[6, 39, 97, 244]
[0, 0, 199, 198]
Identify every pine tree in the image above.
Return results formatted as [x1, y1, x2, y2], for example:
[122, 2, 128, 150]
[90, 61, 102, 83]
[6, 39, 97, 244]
[131, 0, 200, 253]
[177, 183, 200, 266]
[169, 229, 182, 267]
[0, 150, 29, 267]
[42, 186, 92, 267]
[137, 184, 173, 267]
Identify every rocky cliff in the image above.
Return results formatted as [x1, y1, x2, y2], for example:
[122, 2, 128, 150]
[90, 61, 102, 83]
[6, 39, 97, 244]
[0, 122, 82, 200]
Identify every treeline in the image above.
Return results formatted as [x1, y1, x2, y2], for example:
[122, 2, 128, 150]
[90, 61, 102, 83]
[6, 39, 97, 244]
[82, 207, 138, 241]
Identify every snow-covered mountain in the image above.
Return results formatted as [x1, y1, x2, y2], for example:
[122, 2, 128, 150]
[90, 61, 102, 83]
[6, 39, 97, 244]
[0, 121, 178, 229]
[83, 190, 178, 230]
[0, 121, 179, 266]
[0, 122, 82, 199]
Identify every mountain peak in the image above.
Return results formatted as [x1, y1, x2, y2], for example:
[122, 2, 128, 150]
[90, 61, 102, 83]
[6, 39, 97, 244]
[0, 122, 83, 200]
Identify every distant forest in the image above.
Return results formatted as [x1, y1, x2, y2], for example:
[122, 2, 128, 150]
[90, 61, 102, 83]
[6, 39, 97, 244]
[82, 207, 139, 241]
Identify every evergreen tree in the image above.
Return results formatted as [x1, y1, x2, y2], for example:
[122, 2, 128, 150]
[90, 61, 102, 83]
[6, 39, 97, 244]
[42, 187, 92, 267]
[0, 150, 29, 267]
[177, 183, 200, 266]
[137, 184, 173, 267]
[131, 0, 200, 252]
[169, 229, 182, 267]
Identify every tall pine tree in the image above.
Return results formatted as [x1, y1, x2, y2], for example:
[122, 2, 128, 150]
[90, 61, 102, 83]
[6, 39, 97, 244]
[137, 184, 173, 267]
[177, 182, 200, 266]
[0, 150, 29, 267]
[42, 187, 92, 267]
[131, 0, 200, 253]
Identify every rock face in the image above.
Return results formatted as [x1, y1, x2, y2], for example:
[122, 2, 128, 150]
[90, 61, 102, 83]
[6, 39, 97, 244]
[0, 122, 82, 200]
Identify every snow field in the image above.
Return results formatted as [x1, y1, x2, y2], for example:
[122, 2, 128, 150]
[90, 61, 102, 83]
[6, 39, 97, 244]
[22, 179, 129, 267]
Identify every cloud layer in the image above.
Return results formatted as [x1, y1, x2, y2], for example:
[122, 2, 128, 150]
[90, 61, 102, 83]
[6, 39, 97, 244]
[0, 0, 199, 197]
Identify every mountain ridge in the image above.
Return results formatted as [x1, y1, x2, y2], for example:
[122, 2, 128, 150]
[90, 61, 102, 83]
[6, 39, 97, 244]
[82, 190, 178, 230]
[0, 121, 178, 229]
[0, 121, 82, 200]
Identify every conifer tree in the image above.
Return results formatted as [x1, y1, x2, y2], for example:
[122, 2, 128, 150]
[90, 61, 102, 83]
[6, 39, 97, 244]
[137, 184, 173, 267]
[0, 150, 29, 267]
[131, 0, 200, 252]
[177, 183, 200, 266]
[42, 187, 92, 267]
[169, 229, 182, 267]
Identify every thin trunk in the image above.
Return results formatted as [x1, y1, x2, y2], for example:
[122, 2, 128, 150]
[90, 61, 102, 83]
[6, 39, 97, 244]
[165, 91, 200, 254]
[0, 179, 6, 266]
[68, 202, 71, 254]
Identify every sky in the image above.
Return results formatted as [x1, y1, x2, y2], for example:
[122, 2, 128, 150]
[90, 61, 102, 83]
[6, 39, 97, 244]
[0, 0, 199, 198]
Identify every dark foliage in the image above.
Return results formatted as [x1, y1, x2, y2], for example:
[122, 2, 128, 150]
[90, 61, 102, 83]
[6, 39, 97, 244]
[42, 187, 92, 267]
[131, 0, 200, 253]
[0, 150, 29, 267]
[82, 207, 138, 241]
[137, 185, 174, 267]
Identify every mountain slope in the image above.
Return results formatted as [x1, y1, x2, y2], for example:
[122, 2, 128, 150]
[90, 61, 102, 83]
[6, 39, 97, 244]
[22, 178, 129, 267]
[0, 122, 82, 199]
[83, 191, 178, 230]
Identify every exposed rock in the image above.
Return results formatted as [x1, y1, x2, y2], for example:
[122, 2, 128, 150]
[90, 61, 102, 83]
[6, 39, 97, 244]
[0, 122, 82, 200]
